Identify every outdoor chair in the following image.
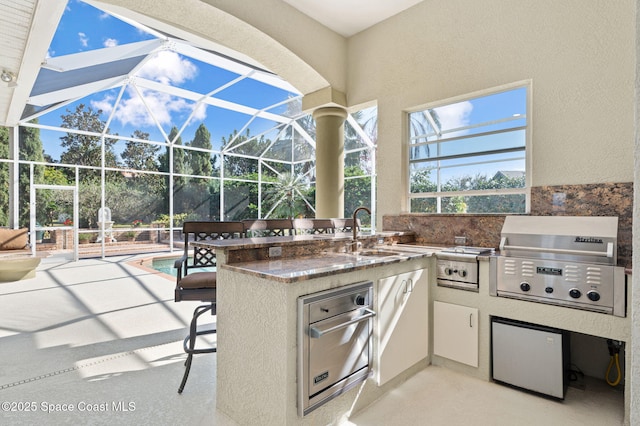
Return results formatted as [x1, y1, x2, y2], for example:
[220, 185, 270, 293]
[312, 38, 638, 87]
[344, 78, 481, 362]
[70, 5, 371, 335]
[331, 218, 359, 233]
[242, 219, 294, 237]
[174, 221, 244, 394]
[292, 218, 334, 235]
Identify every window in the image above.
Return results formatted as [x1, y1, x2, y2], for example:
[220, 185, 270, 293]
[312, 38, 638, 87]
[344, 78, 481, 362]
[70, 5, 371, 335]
[408, 84, 528, 214]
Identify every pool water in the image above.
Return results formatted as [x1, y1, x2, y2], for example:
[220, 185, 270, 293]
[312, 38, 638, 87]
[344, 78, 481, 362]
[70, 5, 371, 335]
[151, 257, 214, 276]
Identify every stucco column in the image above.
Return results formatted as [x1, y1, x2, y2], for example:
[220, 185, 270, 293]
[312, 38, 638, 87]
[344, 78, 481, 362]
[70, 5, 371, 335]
[313, 106, 348, 218]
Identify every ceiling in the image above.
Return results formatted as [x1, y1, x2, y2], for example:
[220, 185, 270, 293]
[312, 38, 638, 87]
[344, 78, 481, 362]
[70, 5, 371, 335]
[283, 0, 424, 37]
[0, 0, 422, 127]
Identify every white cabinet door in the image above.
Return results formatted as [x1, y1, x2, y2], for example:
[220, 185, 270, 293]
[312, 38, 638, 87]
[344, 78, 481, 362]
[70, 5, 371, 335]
[376, 268, 429, 385]
[433, 301, 479, 367]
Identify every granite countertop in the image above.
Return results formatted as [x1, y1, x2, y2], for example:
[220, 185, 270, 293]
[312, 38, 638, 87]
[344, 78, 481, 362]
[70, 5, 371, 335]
[193, 233, 502, 283]
[220, 247, 436, 283]
[194, 231, 411, 251]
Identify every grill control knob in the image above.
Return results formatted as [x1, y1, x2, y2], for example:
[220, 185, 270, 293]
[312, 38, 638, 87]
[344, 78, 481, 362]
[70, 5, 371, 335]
[587, 291, 601, 302]
[520, 282, 531, 292]
[458, 269, 467, 278]
[353, 294, 367, 306]
[569, 288, 582, 299]
[545, 287, 554, 294]
[444, 267, 453, 275]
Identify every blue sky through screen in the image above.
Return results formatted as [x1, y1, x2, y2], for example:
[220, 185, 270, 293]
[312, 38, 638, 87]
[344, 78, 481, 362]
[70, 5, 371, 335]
[409, 85, 527, 185]
[38, 0, 302, 162]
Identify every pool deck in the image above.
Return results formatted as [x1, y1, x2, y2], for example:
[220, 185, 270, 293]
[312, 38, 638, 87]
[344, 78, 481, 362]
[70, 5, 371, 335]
[0, 253, 233, 426]
[128, 253, 182, 281]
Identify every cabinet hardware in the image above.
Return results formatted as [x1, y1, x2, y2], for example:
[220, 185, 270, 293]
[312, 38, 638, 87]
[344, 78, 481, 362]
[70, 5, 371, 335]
[309, 308, 376, 338]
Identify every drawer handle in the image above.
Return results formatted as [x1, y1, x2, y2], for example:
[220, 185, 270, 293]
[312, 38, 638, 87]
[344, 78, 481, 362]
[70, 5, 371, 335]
[309, 309, 376, 338]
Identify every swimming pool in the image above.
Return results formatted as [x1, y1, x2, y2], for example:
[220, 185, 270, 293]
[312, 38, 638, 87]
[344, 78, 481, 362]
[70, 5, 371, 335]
[144, 256, 215, 277]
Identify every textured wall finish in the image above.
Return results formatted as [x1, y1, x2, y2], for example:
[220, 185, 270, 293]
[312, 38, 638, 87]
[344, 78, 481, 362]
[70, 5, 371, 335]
[632, 2, 640, 424]
[347, 0, 635, 225]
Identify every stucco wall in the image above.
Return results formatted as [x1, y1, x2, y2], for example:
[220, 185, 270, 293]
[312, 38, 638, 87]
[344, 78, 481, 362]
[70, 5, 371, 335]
[347, 0, 635, 219]
[632, 1, 640, 424]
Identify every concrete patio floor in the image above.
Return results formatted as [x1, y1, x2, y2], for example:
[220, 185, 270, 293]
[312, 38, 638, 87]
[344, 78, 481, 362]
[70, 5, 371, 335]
[0, 254, 235, 426]
[0, 254, 625, 425]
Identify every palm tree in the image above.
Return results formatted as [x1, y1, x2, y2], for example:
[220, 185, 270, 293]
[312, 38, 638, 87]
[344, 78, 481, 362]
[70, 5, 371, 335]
[263, 172, 310, 219]
[409, 109, 441, 161]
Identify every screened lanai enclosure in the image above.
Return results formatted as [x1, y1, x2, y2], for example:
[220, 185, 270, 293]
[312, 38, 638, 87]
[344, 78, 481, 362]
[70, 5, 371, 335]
[0, 1, 377, 259]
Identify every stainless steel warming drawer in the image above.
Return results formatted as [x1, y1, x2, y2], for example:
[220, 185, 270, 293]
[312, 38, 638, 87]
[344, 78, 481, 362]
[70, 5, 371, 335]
[297, 281, 375, 416]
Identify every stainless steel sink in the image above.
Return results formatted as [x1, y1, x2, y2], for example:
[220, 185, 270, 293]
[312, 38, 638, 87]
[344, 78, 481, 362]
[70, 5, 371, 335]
[354, 249, 400, 257]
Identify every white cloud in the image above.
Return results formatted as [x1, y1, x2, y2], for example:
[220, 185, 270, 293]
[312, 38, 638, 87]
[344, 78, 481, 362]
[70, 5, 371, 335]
[90, 51, 204, 129]
[92, 87, 206, 129]
[90, 94, 116, 116]
[104, 38, 118, 48]
[78, 32, 89, 47]
[137, 50, 198, 85]
[434, 101, 473, 134]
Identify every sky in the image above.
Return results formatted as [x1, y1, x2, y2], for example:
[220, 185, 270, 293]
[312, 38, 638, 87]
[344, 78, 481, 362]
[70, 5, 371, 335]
[409, 86, 527, 184]
[37, 0, 303, 162]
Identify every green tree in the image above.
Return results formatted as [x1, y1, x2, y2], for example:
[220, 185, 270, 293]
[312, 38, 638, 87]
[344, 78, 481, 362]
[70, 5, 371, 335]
[18, 123, 45, 227]
[223, 178, 259, 220]
[344, 166, 372, 221]
[409, 109, 440, 162]
[59, 104, 118, 176]
[409, 168, 438, 213]
[441, 173, 526, 213]
[189, 124, 213, 177]
[464, 173, 526, 213]
[222, 129, 269, 176]
[344, 110, 373, 170]
[263, 172, 312, 219]
[0, 127, 9, 226]
[37, 167, 72, 227]
[121, 130, 164, 200]
[121, 130, 159, 171]
[158, 126, 187, 214]
[159, 127, 185, 173]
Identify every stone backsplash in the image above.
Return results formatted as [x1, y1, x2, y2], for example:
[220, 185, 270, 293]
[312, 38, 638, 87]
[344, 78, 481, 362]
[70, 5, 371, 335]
[382, 182, 633, 268]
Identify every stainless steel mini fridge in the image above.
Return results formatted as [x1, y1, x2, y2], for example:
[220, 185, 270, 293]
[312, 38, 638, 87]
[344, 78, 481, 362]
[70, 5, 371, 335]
[491, 317, 569, 399]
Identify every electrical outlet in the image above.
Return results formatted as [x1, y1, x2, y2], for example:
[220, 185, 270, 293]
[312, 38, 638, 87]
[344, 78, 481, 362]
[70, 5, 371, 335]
[268, 246, 282, 257]
[454, 236, 466, 245]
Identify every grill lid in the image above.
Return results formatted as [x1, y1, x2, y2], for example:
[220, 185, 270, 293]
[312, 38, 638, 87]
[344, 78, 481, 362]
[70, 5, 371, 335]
[499, 216, 618, 265]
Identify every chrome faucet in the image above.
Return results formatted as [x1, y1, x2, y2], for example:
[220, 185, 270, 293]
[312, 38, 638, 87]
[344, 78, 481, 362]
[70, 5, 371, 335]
[351, 206, 371, 253]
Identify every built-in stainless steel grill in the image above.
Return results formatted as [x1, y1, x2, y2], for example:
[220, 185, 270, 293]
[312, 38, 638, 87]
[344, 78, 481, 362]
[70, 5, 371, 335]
[490, 216, 626, 317]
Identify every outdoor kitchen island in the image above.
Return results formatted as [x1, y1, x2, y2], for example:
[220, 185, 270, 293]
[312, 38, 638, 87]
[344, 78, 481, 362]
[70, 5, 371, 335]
[194, 232, 435, 425]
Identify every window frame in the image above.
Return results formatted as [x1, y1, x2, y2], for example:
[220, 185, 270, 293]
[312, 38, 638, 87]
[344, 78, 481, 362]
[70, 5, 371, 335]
[406, 81, 531, 214]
